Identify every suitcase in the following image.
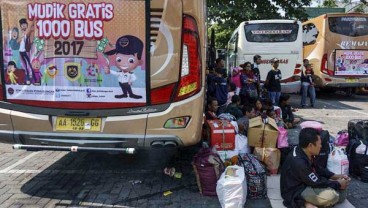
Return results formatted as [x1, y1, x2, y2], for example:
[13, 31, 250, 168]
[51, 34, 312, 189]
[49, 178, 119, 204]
[315, 130, 331, 169]
[348, 119, 368, 143]
[206, 119, 236, 150]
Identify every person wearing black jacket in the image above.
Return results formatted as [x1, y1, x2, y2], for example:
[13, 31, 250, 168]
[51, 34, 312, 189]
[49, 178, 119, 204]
[264, 58, 282, 106]
[252, 55, 262, 95]
[281, 128, 350, 208]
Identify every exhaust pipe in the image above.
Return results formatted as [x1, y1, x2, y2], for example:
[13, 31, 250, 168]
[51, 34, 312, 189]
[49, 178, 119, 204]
[151, 141, 164, 148]
[163, 141, 177, 147]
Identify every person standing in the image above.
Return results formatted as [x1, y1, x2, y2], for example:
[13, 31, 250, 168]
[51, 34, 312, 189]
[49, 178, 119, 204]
[252, 55, 262, 96]
[239, 62, 258, 105]
[265, 58, 282, 106]
[301, 60, 316, 108]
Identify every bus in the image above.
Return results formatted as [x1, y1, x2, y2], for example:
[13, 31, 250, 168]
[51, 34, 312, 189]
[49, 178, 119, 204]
[227, 19, 303, 93]
[303, 13, 368, 93]
[0, 0, 206, 153]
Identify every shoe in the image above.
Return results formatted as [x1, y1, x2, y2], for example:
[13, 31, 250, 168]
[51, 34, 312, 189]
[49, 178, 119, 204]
[311, 104, 314, 108]
[301, 105, 306, 108]
[129, 94, 142, 99]
[115, 94, 128, 98]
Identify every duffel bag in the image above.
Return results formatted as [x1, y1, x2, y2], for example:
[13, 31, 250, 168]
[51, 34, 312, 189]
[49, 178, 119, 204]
[238, 153, 267, 199]
[192, 147, 225, 196]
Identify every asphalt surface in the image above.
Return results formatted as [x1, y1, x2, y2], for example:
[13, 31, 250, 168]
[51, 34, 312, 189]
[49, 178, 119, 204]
[0, 92, 367, 208]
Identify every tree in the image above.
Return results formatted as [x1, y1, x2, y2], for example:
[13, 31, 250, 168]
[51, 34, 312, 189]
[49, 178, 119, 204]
[322, 0, 338, 7]
[207, 0, 312, 48]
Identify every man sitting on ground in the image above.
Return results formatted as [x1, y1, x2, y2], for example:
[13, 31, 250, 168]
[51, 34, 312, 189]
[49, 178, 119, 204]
[281, 128, 350, 208]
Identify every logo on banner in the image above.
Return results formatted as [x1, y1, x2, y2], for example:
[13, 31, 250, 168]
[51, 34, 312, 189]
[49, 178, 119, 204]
[7, 88, 14, 95]
[64, 62, 81, 81]
[86, 88, 92, 98]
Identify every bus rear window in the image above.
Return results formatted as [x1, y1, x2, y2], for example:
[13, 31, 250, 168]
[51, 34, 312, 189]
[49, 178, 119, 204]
[329, 16, 368, 37]
[244, 23, 299, 42]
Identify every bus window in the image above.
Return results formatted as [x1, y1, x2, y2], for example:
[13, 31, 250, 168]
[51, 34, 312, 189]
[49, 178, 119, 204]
[303, 23, 319, 46]
[244, 23, 299, 42]
[329, 16, 368, 37]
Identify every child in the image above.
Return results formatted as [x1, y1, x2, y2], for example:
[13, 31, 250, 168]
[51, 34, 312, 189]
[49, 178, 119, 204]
[267, 109, 284, 127]
[231, 66, 242, 95]
[279, 94, 300, 129]
[254, 99, 263, 116]
[104, 35, 143, 99]
[226, 82, 236, 106]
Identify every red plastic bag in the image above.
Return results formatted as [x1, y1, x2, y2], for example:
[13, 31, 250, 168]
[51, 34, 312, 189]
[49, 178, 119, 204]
[277, 127, 289, 148]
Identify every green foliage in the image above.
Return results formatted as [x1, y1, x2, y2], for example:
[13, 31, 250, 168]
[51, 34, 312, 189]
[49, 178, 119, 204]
[322, 0, 338, 8]
[207, 0, 312, 49]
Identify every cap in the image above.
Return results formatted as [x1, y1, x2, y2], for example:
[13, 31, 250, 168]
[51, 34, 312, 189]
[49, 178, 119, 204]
[271, 58, 279, 63]
[104, 35, 144, 58]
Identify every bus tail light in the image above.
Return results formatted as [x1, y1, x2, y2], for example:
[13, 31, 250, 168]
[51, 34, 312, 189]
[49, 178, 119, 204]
[150, 83, 176, 105]
[294, 64, 302, 75]
[321, 53, 334, 76]
[174, 15, 201, 102]
[321, 53, 328, 74]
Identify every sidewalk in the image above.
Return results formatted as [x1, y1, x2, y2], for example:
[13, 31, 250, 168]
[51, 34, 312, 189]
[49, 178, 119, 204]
[267, 175, 355, 208]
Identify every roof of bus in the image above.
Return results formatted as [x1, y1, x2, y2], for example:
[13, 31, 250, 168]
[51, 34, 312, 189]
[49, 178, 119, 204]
[242, 19, 300, 24]
[316, 13, 368, 18]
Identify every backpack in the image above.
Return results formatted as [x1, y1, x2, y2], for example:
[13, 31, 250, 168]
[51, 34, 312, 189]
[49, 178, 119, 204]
[347, 139, 368, 179]
[192, 147, 225, 196]
[348, 120, 368, 143]
[238, 153, 267, 199]
[315, 130, 331, 168]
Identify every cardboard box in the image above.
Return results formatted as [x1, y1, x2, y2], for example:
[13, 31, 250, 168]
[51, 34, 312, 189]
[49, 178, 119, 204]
[206, 119, 235, 150]
[248, 116, 279, 148]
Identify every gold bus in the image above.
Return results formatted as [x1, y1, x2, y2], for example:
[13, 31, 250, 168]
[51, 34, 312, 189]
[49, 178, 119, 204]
[303, 13, 368, 93]
[0, 0, 206, 153]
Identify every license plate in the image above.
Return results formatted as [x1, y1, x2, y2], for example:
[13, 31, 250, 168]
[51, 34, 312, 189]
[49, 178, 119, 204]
[55, 117, 102, 132]
[346, 78, 359, 83]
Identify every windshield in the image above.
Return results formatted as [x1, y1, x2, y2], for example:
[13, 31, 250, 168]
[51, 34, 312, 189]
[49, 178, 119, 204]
[244, 23, 299, 42]
[328, 16, 368, 37]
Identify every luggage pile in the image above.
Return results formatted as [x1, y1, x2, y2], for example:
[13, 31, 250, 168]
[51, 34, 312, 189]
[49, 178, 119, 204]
[346, 119, 368, 182]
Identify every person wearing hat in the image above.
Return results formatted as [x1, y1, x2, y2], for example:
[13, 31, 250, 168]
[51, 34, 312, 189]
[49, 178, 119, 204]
[18, 18, 35, 85]
[104, 35, 144, 99]
[264, 58, 282, 106]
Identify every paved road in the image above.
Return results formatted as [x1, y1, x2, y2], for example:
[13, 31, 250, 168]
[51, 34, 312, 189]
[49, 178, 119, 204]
[0, 92, 367, 208]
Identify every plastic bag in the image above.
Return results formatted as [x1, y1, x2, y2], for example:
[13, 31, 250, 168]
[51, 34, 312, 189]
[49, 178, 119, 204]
[300, 121, 323, 131]
[216, 165, 247, 208]
[356, 140, 368, 155]
[277, 127, 289, 148]
[254, 148, 281, 175]
[335, 130, 349, 146]
[327, 147, 349, 175]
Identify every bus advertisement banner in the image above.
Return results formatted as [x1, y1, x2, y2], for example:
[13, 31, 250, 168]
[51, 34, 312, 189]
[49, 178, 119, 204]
[335, 50, 368, 76]
[1, 0, 147, 103]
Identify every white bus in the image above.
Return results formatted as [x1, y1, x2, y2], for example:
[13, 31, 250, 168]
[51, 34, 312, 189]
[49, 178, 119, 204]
[227, 19, 303, 93]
